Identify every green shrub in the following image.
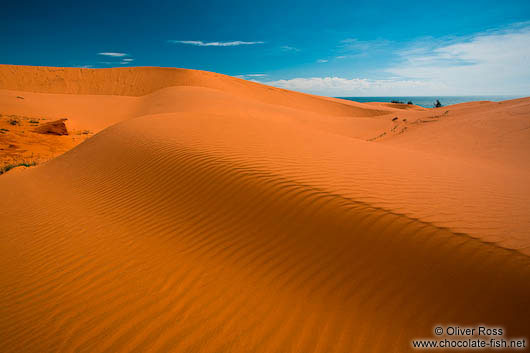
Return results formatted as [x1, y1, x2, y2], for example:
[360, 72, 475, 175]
[0, 162, 37, 175]
[8, 118, 20, 126]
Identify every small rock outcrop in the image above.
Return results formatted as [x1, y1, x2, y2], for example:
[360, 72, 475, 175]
[34, 119, 68, 136]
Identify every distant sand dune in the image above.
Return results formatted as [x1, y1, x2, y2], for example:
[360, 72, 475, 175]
[0, 65, 386, 117]
[0, 66, 529, 352]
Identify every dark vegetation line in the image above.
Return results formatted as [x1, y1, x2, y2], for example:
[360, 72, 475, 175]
[0, 162, 37, 175]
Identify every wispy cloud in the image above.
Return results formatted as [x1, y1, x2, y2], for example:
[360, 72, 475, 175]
[98, 58, 135, 66]
[263, 77, 435, 96]
[317, 59, 328, 63]
[388, 22, 530, 95]
[281, 45, 300, 52]
[96, 55, 134, 66]
[283, 23, 530, 96]
[340, 38, 391, 51]
[235, 73, 268, 80]
[168, 40, 263, 47]
[98, 52, 128, 57]
[335, 38, 393, 59]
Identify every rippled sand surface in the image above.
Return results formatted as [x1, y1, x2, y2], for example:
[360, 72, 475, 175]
[1, 65, 529, 352]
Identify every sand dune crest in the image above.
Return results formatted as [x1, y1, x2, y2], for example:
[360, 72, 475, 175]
[0, 66, 529, 352]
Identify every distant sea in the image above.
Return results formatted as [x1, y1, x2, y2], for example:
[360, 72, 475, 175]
[338, 96, 523, 108]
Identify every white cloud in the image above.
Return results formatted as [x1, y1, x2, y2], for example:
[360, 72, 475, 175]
[317, 59, 328, 63]
[281, 45, 300, 52]
[271, 23, 530, 96]
[338, 38, 392, 58]
[340, 38, 391, 51]
[98, 52, 128, 57]
[235, 74, 268, 80]
[96, 57, 134, 66]
[388, 23, 530, 95]
[169, 40, 263, 47]
[264, 77, 437, 96]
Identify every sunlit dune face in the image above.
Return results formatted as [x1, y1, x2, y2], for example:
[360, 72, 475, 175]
[0, 66, 529, 353]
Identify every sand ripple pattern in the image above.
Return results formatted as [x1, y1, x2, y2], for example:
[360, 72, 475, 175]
[1, 113, 529, 353]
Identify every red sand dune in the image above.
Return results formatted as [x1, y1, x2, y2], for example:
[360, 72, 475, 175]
[0, 65, 529, 352]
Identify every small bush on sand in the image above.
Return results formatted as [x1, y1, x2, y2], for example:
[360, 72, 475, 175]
[0, 162, 37, 175]
[8, 118, 20, 126]
[407, 101, 413, 105]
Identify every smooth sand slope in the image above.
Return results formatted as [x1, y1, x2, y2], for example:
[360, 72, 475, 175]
[0, 65, 529, 352]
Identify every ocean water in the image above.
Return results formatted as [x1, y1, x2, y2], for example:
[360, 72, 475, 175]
[338, 96, 523, 108]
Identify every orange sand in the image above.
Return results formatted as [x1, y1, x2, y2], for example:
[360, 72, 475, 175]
[0, 65, 529, 352]
[0, 113, 93, 173]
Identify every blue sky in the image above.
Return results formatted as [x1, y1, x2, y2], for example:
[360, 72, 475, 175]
[2, 0, 529, 96]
